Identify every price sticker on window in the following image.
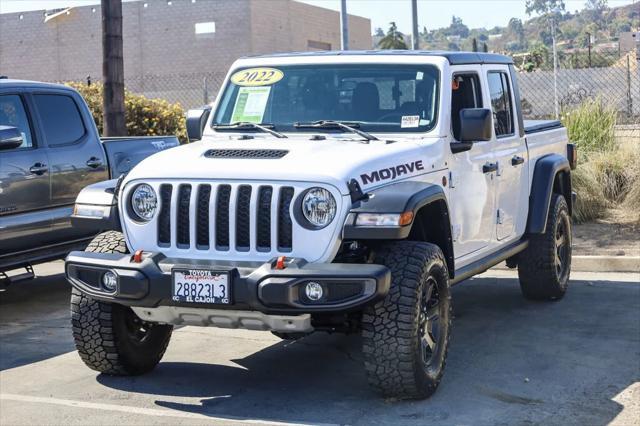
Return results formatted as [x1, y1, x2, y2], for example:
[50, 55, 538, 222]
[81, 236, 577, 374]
[230, 67, 284, 86]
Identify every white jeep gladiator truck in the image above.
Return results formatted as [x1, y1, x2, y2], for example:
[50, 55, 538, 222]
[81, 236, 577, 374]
[66, 51, 577, 399]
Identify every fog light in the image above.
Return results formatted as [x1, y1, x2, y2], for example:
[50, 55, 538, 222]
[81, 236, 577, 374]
[102, 271, 118, 292]
[305, 282, 324, 301]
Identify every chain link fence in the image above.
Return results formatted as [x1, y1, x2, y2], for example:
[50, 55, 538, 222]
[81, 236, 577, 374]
[59, 48, 639, 128]
[516, 49, 639, 125]
[124, 72, 227, 110]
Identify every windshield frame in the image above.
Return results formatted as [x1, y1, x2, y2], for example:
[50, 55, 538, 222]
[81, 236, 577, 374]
[211, 62, 441, 135]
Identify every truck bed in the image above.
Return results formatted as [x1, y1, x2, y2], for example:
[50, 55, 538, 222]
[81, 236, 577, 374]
[101, 136, 180, 177]
[523, 119, 563, 134]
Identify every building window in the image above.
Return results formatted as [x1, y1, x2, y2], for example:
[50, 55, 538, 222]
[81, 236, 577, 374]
[307, 40, 331, 51]
[195, 21, 216, 35]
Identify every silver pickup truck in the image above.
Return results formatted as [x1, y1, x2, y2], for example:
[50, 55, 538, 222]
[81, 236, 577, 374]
[0, 79, 180, 283]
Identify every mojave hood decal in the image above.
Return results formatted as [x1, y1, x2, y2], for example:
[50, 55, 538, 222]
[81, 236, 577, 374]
[360, 160, 425, 185]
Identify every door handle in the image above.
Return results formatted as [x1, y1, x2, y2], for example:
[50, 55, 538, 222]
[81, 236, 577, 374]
[29, 163, 48, 175]
[511, 155, 525, 166]
[482, 162, 498, 174]
[86, 157, 103, 168]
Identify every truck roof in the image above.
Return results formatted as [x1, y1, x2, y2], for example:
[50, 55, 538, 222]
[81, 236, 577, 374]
[0, 79, 72, 91]
[243, 50, 513, 65]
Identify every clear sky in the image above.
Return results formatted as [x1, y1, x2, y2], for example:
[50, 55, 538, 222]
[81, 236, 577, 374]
[0, 0, 637, 32]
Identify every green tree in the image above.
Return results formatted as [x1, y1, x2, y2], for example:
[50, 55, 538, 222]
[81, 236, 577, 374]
[526, 0, 565, 40]
[446, 15, 470, 38]
[524, 43, 549, 71]
[472, 38, 478, 52]
[378, 22, 408, 49]
[507, 18, 526, 49]
[482, 42, 488, 52]
[374, 27, 384, 37]
[525, 0, 565, 16]
[584, 0, 608, 29]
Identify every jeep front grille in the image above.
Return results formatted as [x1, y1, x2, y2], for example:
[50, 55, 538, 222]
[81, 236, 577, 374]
[156, 183, 294, 253]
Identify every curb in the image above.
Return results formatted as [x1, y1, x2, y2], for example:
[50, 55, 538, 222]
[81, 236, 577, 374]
[495, 256, 640, 273]
[571, 256, 640, 273]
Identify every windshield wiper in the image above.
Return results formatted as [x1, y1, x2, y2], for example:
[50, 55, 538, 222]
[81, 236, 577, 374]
[293, 120, 378, 141]
[212, 122, 287, 138]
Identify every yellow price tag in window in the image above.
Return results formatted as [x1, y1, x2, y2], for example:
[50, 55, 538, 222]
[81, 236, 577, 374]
[230, 67, 284, 87]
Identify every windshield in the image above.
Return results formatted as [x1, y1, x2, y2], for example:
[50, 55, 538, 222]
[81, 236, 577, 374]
[213, 64, 439, 133]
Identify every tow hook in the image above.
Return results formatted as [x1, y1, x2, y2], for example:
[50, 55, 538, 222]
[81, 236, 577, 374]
[275, 256, 287, 270]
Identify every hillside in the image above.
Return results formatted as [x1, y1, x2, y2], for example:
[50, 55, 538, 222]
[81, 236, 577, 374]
[375, 2, 639, 68]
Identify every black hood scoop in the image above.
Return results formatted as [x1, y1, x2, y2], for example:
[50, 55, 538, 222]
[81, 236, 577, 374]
[203, 149, 289, 159]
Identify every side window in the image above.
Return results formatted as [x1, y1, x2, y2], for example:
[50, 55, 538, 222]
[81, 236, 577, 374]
[0, 95, 34, 148]
[487, 72, 514, 137]
[33, 94, 85, 146]
[451, 73, 483, 141]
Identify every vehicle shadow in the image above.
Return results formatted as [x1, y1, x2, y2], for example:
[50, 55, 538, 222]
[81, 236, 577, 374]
[0, 262, 74, 371]
[95, 275, 640, 426]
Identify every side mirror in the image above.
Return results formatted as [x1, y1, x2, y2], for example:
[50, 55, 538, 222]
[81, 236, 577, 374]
[186, 106, 212, 142]
[0, 126, 24, 151]
[451, 108, 492, 154]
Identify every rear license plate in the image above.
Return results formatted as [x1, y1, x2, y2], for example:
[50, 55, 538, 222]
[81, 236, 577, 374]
[171, 269, 231, 304]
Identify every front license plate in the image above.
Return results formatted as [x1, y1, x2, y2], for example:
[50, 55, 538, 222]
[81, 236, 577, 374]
[172, 269, 231, 304]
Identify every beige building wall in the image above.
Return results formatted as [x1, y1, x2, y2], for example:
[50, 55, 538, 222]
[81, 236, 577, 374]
[249, 0, 371, 54]
[0, 0, 371, 83]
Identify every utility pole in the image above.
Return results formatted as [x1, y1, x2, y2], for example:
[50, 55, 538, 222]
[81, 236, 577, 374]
[411, 0, 419, 50]
[340, 0, 349, 50]
[102, 0, 126, 136]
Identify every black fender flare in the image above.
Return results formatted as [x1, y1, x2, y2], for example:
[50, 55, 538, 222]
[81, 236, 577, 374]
[343, 181, 455, 277]
[527, 154, 572, 234]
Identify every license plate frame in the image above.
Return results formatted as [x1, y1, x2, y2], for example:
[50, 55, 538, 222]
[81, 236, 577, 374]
[171, 269, 231, 305]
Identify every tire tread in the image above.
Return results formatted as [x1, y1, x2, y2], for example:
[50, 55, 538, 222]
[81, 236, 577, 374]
[361, 241, 452, 399]
[70, 231, 172, 375]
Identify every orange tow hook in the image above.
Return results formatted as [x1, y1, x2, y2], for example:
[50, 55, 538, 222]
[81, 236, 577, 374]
[132, 250, 144, 263]
[275, 256, 286, 270]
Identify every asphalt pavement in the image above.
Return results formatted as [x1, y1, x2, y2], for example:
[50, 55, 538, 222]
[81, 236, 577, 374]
[0, 261, 638, 426]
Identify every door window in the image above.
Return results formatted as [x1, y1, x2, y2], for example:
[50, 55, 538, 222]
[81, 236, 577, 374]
[0, 95, 34, 148]
[487, 72, 514, 137]
[33, 94, 86, 146]
[451, 73, 483, 141]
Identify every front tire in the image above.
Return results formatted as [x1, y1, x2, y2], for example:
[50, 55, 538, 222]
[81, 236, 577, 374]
[518, 194, 572, 300]
[362, 241, 452, 399]
[70, 231, 173, 375]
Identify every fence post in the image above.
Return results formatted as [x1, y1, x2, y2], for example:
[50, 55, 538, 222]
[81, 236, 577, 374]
[626, 54, 632, 118]
[203, 76, 209, 106]
[551, 17, 559, 119]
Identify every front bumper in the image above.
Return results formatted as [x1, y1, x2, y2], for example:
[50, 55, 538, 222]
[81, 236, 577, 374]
[65, 251, 391, 316]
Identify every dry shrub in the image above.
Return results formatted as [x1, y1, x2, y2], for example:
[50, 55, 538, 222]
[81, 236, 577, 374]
[572, 163, 609, 223]
[621, 148, 640, 224]
[572, 145, 640, 224]
[586, 149, 636, 203]
[562, 98, 640, 224]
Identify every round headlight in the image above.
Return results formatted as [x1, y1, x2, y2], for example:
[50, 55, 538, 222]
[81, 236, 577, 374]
[301, 187, 336, 228]
[130, 184, 157, 221]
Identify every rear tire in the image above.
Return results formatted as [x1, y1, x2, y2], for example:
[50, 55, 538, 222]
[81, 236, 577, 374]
[70, 231, 173, 375]
[518, 194, 572, 300]
[362, 241, 452, 399]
